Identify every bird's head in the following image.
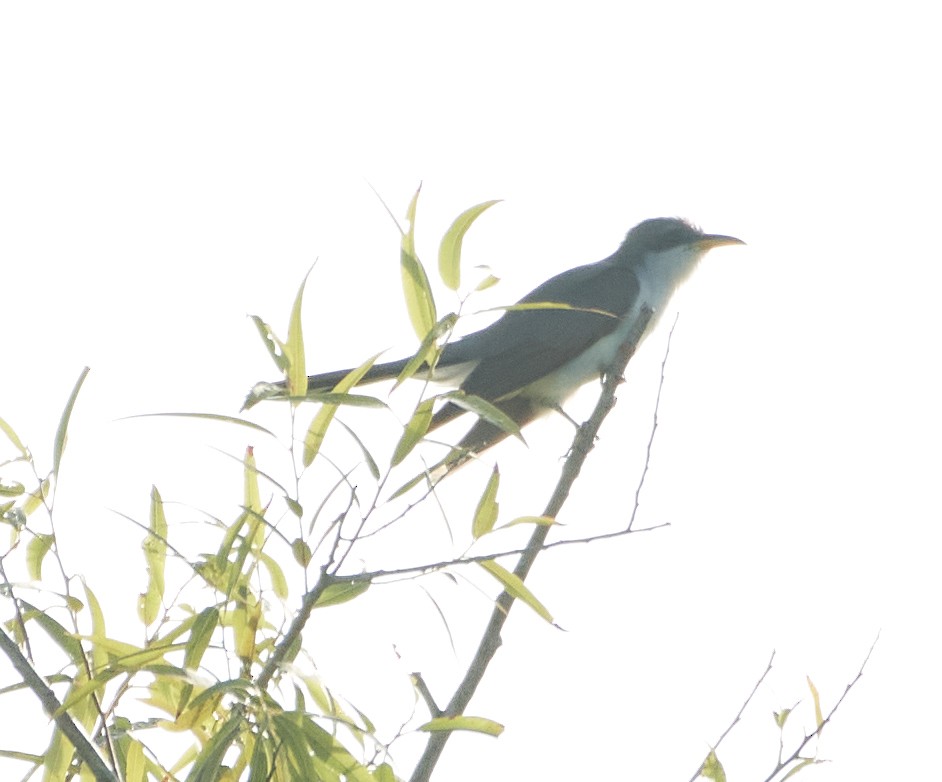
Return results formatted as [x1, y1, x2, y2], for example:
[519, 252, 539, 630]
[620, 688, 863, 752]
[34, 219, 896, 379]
[623, 217, 744, 260]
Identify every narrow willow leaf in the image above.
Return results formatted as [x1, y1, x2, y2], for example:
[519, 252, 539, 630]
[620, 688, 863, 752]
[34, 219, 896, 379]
[139, 486, 168, 627]
[497, 515, 558, 530]
[391, 398, 435, 466]
[299, 717, 375, 782]
[184, 607, 219, 671]
[0, 479, 25, 497]
[336, 420, 380, 480]
[474, 273, 500, 292]
[259, 551, 289, 599]
[127, 412, 277, 437]
[438, 199, 501, 290]
[314, 580, 371, 608]
[249, 314, 289, 372]
[82, 582, 108, 672]
[393, 312, 458, 389]
[272, 714, 318, 781]
[19, 601, 84, 664]
[26, 533, 54, 580]
[400, 185, 437, 339]
[187, 712, 243, 782]
[781, 758, 817, 780]
[53, 366, 89, 481]
[243, 447, 262, 516]
[0, 415, 29, 458]
[419, 716, 504, 736]
[479, 560, 553, 623]
[807, 676, 824, 731]
[285, 267, 313, 402]
[441, 391, 524, 442]
[471, 466, 500, 539]
[125, 739, 146, 782]
[302, 353, 382, 467]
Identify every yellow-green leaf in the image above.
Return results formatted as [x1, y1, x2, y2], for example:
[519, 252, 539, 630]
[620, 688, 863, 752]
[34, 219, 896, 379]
[471, 466, 500, 539]
[438, 199, 501, 290]
[419, 716, 504, 736]
[249, 314, 289, 372]
[53, 367, 89, 481]
[139, 486, 168, 627]
[125, 739, 146, 782]
[441, 391, 524, 442]
[478, 560, 553, 623]
[807, 675, 824, 731]
[303, 354, 382, 467]
[0, 415, 29, 458]
[391, 398, 435, 466]
[82, 582, 108, 671]
[286, 268, 312, 402]
[314, 580, 371, 608]
[26, 533, 54, 580]
[393, 313, 458, 390]
[184, 607, 219, 671]
[497, 515, 558, 530]
[400, 185, 437, 339]
[698, 749, 726, 782]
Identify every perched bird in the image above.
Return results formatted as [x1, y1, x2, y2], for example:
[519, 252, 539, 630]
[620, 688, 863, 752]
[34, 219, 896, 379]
[246, 217, 743, 459]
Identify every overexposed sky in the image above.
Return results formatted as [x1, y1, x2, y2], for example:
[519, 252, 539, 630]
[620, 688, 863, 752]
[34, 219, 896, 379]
[2, 2, 940, 780]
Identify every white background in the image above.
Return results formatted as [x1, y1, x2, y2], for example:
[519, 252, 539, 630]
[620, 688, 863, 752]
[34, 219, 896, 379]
[2, 2, 940, 780]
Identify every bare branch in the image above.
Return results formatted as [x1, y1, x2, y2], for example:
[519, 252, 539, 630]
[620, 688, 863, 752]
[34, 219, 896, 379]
[408, 307, 655, 782]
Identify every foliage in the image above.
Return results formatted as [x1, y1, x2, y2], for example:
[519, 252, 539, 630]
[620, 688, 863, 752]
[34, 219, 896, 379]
[0, 189, 871, 782]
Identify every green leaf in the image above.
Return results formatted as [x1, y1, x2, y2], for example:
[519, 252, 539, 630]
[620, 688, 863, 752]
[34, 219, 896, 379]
[302, 354, 382, 467]
[53, 366, 89, 481]
[807, 675, 824, 732]
[479, 560, 553, 623]
[0, 480, 25, 497]
[285, 268, 313, 402]
[441, 391, 524, 442]
[0, 415, 29, 458]
[259, 551, 289, 599]
[391, 398, 435, 466]
[774, 707, 792, 728]
[82, 582, 108, 671]
[698, 749, 726, 782]
[336, 421, 380, 480]
[438, 199, 501, 290]
[139, 486, 168, 627]
[471, 466, 500, 539]
[184, 607, 219, 671]
[497, 515, 558, 530]
[249, 314, 289, 372]
[400, 184, 437, 339]
[19, 601, 84, 664]
[314, 580, 371, 608]
[126, 412, 277, 438]
[125, 739, 146, 782]
[188, 711, 244, 782]
[419, 716, 504, 736]
[393, 312, 458, 389]
[26, 533, 54, 580]
[781, 758, 818, 780]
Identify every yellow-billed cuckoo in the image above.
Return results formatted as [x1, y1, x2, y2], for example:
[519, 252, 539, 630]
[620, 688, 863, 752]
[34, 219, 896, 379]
[245, 217, 743, 457]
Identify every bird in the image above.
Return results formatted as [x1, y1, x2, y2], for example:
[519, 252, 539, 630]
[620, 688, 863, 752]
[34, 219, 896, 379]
[245, 217, 744, 463]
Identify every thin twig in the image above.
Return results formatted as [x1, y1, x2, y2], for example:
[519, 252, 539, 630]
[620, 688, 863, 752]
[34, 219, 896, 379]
[688, 651, 776, 782]
[761, 633, 880, 782]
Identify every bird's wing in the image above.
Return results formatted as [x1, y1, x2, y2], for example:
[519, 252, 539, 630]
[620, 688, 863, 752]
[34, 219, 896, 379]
[452, 258, 639, 402]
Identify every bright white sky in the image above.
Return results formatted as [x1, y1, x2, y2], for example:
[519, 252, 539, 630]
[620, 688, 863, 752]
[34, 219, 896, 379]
[2, 3, 940, 780]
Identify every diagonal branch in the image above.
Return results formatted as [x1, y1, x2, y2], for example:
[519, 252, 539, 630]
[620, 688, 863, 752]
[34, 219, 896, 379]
[409, 307, 655, 782]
